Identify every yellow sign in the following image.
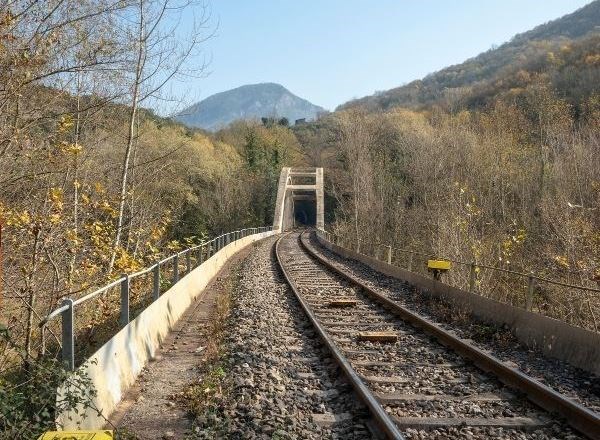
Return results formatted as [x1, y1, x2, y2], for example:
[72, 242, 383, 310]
[38, 431, 113, 440]
[427, 259, 451, 271]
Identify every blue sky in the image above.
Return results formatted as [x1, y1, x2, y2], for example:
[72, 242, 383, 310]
[168, 1, 592, 112]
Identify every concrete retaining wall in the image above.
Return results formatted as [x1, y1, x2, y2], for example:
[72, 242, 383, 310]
[317, 235, 600, 375]
[58, 231, 276, 429]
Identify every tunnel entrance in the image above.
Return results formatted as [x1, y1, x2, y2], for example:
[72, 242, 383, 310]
[294, 198, 316, 226]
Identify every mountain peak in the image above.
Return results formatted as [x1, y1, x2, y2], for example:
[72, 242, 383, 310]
[174, 83, 324, 131]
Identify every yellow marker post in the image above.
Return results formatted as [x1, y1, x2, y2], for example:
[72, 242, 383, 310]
[427, 259, 451, 281]
[38, 431, 113, 440]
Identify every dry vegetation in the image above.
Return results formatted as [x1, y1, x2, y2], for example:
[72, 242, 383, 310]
[0, 1, 301, 436]
[293, 5, 600, 330]
[0, 0, 598, 436]
[298, 53, 600, 330]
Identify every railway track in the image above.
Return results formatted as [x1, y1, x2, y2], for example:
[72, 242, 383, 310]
[275, 230, 600, 439]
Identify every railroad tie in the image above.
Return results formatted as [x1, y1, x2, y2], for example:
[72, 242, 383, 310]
[392, 415, 549, 431]
[357, 331, 398, 342]
[328, 299, 358, 307]
[375, 392, 512, 404]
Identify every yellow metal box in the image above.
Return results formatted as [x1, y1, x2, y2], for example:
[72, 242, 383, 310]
[427, 259, 451, 271]
[38, 431, 113, 440]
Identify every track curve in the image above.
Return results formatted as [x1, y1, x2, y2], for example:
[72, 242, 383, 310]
[275, 230, 598, 439]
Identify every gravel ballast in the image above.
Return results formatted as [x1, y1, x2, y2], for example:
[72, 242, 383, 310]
[190, 237, 373, 439]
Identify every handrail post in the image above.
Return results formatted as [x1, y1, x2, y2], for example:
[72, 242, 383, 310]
[119, 274, 130, 327]
[469, 262, 476, 293]
[61, 298, 75, 371]
[356, 238, 361, 253]
[408, 253, 413, 271]
[173, 254, 179, 283]
[153, 263, 160, 301]
[199, 244, 205, 264]
[387, 245, 392, 265]
[526, 273, 534, 311]
[186, 250, 191, 274]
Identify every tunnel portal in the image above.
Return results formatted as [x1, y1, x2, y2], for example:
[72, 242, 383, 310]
[293, 197, 317, 226]
[273, 168, 324, 231]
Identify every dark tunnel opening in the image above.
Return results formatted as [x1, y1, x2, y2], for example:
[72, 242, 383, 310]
[294, 199, 316, 226]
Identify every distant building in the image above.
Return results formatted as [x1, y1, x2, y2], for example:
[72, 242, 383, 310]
[316, 110, 330, 119]
[295, 118, 306, 125]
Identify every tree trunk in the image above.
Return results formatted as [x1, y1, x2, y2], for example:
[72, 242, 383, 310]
[108, 0, 145, 274]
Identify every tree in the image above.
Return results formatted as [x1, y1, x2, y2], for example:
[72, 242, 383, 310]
[108, 0, 213, 273]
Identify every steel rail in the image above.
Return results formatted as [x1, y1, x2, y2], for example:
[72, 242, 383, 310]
[302, 231, 600, 439]
[274, 233, 405, 440]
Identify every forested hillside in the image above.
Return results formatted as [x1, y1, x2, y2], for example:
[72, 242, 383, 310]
[297, 3, 600, 331]
[339, 1, 600, 113]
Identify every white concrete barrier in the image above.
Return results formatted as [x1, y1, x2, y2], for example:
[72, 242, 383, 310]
[58, 231, 276, 429]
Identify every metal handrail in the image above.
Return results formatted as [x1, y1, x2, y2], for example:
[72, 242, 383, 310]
[318, 229, 599, 294]
[40, 225, 274, 369]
